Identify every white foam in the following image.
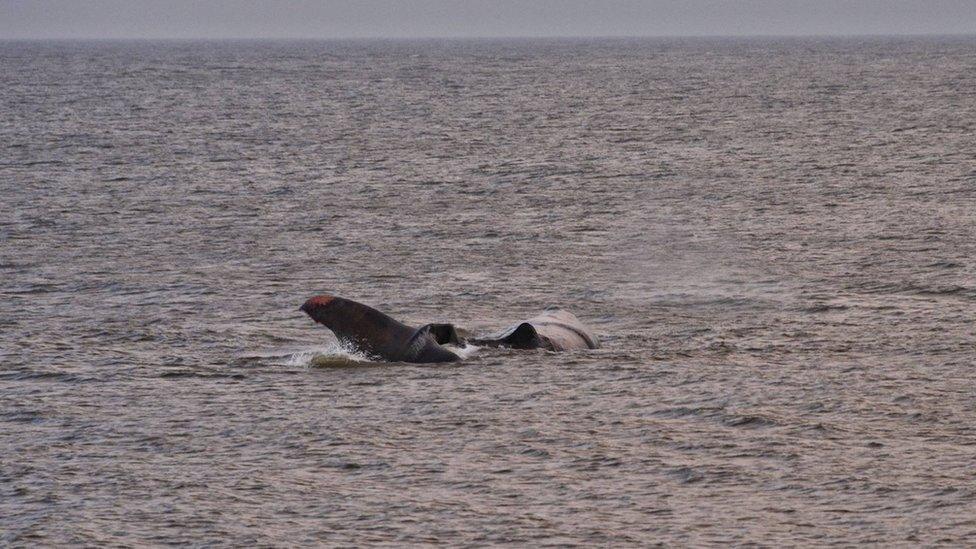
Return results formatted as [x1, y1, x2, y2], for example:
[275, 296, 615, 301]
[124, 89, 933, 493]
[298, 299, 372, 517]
[272, 342, 478, 368]
[280, 342, 373, 368]
[449, 344, 480, 360]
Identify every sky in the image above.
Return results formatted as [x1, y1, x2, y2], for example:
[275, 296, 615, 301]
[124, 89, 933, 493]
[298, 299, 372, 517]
[1, 0, 975, 40]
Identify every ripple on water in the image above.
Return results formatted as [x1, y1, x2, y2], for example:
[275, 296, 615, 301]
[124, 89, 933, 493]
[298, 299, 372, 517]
[2, 37, 976, 546]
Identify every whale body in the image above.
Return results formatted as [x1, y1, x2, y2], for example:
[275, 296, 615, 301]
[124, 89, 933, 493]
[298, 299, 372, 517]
[300, 294, 599, 363]
[468, 308, 599, 351]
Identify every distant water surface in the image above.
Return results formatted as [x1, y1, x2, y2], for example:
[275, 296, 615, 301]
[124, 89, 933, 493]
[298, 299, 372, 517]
[2, 37, 975, 545]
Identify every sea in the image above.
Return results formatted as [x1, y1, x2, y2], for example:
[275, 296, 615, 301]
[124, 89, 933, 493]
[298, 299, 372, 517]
[2, 36, 975, 546]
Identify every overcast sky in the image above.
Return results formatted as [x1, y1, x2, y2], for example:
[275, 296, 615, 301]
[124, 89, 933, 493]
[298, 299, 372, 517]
[1, 0, 975, 39]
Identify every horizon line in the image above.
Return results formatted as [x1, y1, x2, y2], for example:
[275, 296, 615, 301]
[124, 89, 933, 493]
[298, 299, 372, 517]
[3, 31, 975, 42]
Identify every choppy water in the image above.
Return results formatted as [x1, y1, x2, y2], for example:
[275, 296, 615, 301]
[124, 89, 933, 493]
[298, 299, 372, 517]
[2, 37, 975, 546]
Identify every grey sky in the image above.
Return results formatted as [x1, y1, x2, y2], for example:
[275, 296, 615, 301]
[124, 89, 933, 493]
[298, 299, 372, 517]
[1, 0, 975, 39]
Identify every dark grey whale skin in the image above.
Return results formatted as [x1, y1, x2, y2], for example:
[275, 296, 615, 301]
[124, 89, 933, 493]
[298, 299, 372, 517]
[301, 296, 599, 363]
[300, 295, 460, 363]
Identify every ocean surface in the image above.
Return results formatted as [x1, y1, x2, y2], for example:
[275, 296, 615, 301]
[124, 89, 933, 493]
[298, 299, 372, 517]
[2, 37, 975, 546]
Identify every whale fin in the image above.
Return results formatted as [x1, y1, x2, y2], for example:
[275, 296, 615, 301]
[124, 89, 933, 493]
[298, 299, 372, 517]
[416, 323, 464, 346]
[300, 294, 460, 363]
[403, 328, 462, 363]
[468, 309, 599, 351]
[470, 322, 541, 349]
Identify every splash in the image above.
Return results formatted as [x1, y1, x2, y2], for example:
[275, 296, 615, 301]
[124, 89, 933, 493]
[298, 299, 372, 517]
[449, 344, 480, 360]
[282, 342, 374, 368]
[277, 342, 479, 367]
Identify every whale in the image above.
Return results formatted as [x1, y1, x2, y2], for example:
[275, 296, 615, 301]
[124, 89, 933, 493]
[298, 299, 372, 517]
[468, 308, 600, 351]
[300, 294, 599, 363]
[300, 295, 462, 363]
